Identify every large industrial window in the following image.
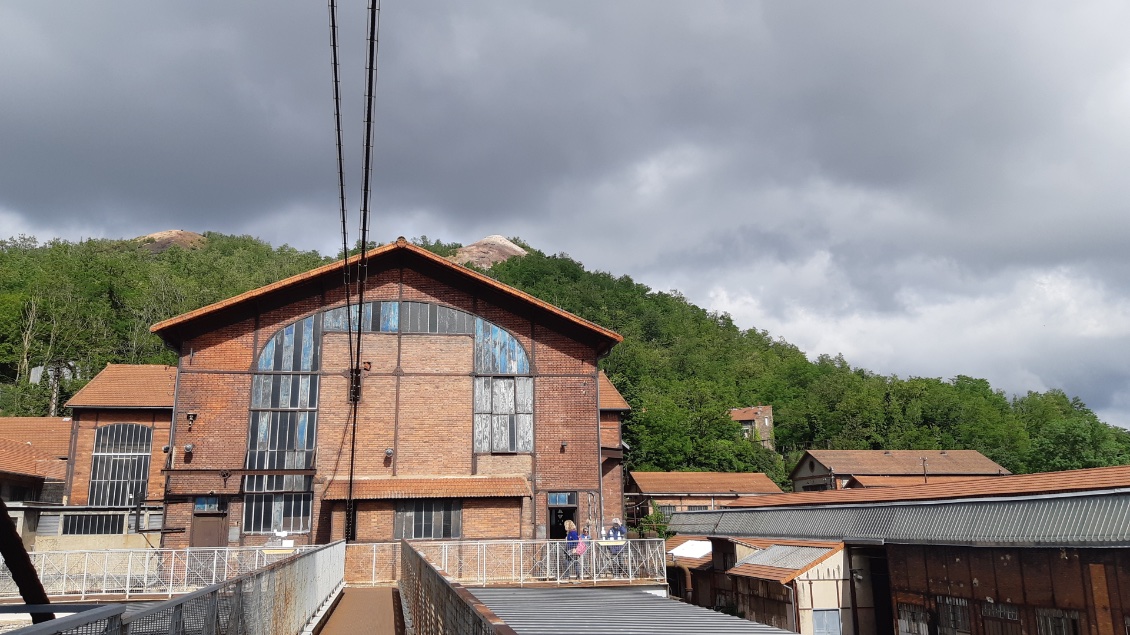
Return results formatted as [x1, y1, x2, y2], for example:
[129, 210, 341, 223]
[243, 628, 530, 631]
[936, 596, 971, 635]
[897, 603, 929, 635]
[982, 602, 1021, 635]
[243, 493, 312, 534]
[244, 315, 320, 534]
[89, 423, 152, 507]
[1036, 609, 1080, 635]
[394, 499, 462, 539]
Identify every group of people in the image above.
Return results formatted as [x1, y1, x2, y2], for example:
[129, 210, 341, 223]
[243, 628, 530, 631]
[561, 518, 627, 580]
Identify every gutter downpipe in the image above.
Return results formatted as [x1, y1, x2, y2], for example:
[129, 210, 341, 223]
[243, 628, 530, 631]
[789, 581, 801, 633]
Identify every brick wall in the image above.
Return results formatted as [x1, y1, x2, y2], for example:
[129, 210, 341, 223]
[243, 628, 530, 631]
[153, 261, 616, 546]
[67, 408, 171, 507]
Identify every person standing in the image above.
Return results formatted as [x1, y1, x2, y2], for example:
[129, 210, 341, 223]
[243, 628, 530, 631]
[562, 520, 581, 580]
[607, 518, 626, 576]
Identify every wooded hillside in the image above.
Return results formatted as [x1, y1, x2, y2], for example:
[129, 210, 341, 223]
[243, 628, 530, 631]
[3, 233, 1127, 484]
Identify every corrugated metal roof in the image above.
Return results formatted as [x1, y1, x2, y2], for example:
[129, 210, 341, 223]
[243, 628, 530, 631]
[469, 587, 791, 635]
[669, 491, 1130, 547]
[737, 545, 830, 570]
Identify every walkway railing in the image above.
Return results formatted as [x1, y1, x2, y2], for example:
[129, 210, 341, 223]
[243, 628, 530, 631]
[344, 541, 401, 585]
[10, 541, 345, 635]
[0, 545, 316, 600]
[411, 538, 667, 586]
[400, 540, 516, 635]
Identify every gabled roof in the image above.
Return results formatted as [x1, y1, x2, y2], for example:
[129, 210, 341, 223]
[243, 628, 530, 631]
[789, 449, 1008, 480]
[0, 417, 73, 459]
[598, 371, 630, 411]
[630, 471, 782, 496]
[0, 438, 67, 479]
[65, 364, 177, 409]
[323, 476, 532, 500]
[728, 464, 1130, 509]
[151, 238, 622, 354]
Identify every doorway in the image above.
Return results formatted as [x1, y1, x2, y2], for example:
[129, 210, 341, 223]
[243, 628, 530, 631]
[547, 491, 577, 540]
[190, 496, 228, 547]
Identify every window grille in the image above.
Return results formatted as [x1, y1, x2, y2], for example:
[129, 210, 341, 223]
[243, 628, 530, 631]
[658, 505, 676, 520]
[982, 602, 1021, 635]
[688, 505, 710, 511]
[63, 514, 124, 535]
[473, 376, 533, 453]
[1036, 608, 1080, 635]
[394, 499, 462, 539]
[243, 493, 312, 534]
[898, 603, 929, 635]
[89, 423, 153, 507]
[937, 596, 971, 635]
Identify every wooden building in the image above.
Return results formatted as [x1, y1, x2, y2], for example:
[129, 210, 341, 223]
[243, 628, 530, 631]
[671, 465, 1130, 635]
[626, 471, 781, 526]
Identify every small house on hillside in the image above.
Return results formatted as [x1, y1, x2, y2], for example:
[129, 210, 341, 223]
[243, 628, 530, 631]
[626, 471, 781, 526]
[790, 449, 1009, 492]
[729, 405, 774, 450]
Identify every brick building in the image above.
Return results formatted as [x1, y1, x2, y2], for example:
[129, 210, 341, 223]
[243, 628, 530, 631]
[148, 238, 626, 547]
[790, 450, 1009, 492]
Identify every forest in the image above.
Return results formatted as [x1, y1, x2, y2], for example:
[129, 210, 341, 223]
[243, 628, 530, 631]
[2, 232, 1128, 486]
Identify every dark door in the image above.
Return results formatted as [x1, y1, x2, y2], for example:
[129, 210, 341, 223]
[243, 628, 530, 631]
[548, 506, 576, 540]
[190, 513, 228, 547]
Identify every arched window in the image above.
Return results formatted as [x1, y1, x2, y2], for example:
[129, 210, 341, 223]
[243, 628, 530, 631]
[89, 424, 152, 507]
[244, 314, 320, 534]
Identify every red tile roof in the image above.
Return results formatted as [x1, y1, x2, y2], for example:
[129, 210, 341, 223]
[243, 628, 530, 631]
[0, 438, 67, 479]
[66, 364, 177, 409]
[323, 476, 532, 500]
[847, 474, 999, 488]
[151, 238, 622, 352]
[630, 471, 782, 496]
[791, 449, 1008, 479]
[598, 371, 630, 411]
[729, 406, 772, 421]
[728, 464, 1130, 508]
[0, 417, 73, 459]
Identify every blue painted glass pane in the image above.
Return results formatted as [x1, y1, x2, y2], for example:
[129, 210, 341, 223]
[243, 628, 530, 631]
[380, 301, 399, 332]
[300, 317, 314, 371]
[258, 338, 276, 370]
[281, 324, 295, 372]
[362, 303, 374, 331]
[322, 307, 347, 331]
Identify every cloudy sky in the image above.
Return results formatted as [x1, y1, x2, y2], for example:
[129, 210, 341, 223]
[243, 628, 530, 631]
[4, 2, 1130, 426]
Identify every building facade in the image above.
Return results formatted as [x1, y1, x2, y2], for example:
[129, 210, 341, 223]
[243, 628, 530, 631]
[789, 450, 1009, 492]
[149, 239, 625, 547]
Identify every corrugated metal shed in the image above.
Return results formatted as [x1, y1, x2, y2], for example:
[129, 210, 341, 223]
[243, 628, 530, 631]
[469, 587, 791, 635]
[669, 491, 1130, 547]
[736, 545, 830, 570]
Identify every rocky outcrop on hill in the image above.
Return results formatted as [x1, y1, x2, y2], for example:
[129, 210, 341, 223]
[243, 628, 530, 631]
[135, 230, 206, 253]
[450, 235, 527, 269]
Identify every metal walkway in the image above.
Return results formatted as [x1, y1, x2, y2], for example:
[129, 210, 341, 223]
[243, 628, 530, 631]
[318, 587, 402, 635]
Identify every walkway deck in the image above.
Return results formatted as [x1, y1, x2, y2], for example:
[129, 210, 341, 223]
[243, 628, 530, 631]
[319, 587, 402, 635]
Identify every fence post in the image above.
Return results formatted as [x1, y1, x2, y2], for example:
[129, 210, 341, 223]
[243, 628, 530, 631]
[372, 544, 377, 585]
[204, 589, 219, 635]
[126, 551, 133, 600]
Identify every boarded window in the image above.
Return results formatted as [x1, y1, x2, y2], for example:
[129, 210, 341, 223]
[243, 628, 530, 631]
[1036, 609, 1080, 635]
[473, 376, 533, 453]
[982, 602, 1021, 635]
[897, 603, 929, 635]
[937, 596, 971, 635]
